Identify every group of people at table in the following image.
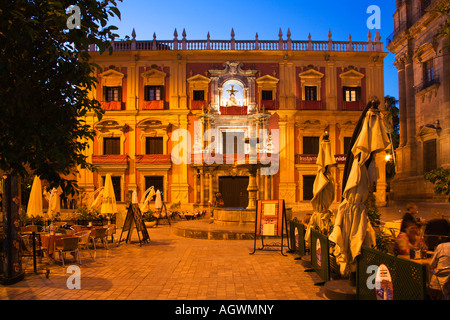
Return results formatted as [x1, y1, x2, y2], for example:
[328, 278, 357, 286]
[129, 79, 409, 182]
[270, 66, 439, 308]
[390, 203, 450, 299]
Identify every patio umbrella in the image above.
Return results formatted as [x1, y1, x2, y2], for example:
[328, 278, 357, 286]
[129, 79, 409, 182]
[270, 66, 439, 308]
[90, 187, 104, 211]
[100, 174, 117, 215]
[140, 186, 155, 213]
[329, 99, 390, 277]
[46, 186, 63, 220]
[304, 132, 337, 247]
[26, 176, 43, 218]
[155, 189, 162, 211]
[132, 190, 139, 204]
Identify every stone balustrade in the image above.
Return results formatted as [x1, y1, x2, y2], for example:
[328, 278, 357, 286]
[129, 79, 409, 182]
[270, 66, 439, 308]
[89, 28, 384, 53]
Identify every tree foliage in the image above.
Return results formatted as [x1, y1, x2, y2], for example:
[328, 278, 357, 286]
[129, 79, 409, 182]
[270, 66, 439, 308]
[424, 167, 450, 202]
[433, 0, 450, 52]
[0, 0, 122, 194]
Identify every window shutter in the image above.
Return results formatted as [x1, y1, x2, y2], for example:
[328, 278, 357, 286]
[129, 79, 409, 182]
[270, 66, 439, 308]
[103, 86, 107, 102]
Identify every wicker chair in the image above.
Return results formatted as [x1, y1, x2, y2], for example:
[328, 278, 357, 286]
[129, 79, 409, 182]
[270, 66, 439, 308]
[92, 227, 109, 250]
[55, 237, 81, 267]
[76, 231, 93, 259]
[106, 224, 116, 243]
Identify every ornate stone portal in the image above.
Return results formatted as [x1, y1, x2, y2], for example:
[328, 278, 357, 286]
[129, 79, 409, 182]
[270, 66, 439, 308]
[191, 61, 276, 226]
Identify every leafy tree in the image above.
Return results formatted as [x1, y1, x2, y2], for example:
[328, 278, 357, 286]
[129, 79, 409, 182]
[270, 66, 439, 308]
[0, 0, 122, 195]
[432, 0, 450, 52]
[384, 95, 399, 149]
[424, 167, 450, 202]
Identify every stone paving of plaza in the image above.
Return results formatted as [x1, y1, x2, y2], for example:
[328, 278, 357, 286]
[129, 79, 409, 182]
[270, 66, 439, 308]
[0, 221, 326, 301]
[1, 200, 448, 301]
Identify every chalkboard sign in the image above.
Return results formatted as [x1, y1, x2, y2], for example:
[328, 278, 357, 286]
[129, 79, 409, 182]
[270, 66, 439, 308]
[250, 199, 288, 256]
[118, 204, 150, 246]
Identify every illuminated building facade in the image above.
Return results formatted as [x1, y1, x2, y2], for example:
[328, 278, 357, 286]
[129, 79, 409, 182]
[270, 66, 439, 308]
[78, 28, 388, 212]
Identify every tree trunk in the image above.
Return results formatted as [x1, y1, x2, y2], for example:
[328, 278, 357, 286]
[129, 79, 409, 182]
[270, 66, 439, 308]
[0, 175, 25, 285]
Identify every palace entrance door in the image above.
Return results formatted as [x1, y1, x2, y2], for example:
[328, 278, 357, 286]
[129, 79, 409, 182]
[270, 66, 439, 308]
[219, 176, 249, 208]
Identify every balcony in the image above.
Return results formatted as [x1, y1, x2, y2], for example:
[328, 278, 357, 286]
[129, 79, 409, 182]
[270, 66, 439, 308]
[298, 100, 323, 110]
[135, 154, 171, 165]
[219, 106, 248, 115]
[260, 100, 277, 110]
[92, 155, 128, 165]
[142, 100, 165, 110]
[101, 101, 125, 111]
[415, 75, 440, 94]
[191, 100, 206, 110]
[341, 101, 364, 111]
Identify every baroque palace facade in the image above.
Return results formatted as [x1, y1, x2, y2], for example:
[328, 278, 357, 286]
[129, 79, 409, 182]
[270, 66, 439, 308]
[78, 28, 388, 212]
[387, 0, 450, 201]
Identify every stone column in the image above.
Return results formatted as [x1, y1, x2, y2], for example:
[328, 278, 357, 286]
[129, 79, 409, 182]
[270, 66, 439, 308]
[395, 59, 407, 147]
[193, 169, 198, 204]
[200, 168, 204, 204]
[208, 171, 213, 205]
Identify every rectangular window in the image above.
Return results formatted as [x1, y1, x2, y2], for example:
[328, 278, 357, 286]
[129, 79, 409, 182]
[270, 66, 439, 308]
[193, 90, 205, 101]
[262, 90, 273, 101]
[104, 87, 121, 102]
[305, 86, 317, 101]
[423, 139, 437, 173]
[423, 59, 434, 83]
[344, 137, 352, 154]
[145, 137, 163, 155]
[343, 86, 361, 102]
[303, 175, 316, 201]
[303, 136, 320, 155]
[145, 176, 164, 201]
[144, 86, 163, 101]
[103, 137, 120, 155]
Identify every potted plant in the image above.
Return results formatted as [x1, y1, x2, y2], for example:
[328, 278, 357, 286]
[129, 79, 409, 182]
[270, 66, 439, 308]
[143, 211, 157, 228]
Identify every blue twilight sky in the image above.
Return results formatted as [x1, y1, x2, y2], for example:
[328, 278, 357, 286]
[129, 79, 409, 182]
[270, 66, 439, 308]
[107, 0, 398, 100]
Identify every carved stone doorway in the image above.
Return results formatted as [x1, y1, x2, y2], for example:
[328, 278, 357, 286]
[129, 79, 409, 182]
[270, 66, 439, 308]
[219, 176, 249, 208]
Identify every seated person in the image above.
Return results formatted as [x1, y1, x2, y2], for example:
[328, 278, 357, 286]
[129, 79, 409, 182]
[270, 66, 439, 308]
[400, 202, 420, 232]
[394, 220, 427, 256]
[428, 241, 450, 299]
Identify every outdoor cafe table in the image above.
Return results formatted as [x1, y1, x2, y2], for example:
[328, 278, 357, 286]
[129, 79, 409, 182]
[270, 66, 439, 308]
[40, 233, 76, 259]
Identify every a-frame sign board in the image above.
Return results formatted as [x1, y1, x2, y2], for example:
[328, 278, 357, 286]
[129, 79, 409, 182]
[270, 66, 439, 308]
[249, 199, 288, 256]
[118, 204, 150, 246]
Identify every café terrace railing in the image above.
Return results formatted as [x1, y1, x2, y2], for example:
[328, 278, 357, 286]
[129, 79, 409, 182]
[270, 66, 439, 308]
[89, 29, 384, 53]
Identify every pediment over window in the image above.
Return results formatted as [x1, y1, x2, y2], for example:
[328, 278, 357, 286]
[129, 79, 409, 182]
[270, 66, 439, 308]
[414, 42, 437, 63]
[187, 74, 211, 85]
[95, 119, 128, 132]
[256, 74, 279, 85]
[141, 68, 167, 86]
[100, 69, 125, 87]
[298, 68, 324, 80]
[339, 69, 364, 87]
[137, 119, 168, 132]
[416, 122, 441, 142]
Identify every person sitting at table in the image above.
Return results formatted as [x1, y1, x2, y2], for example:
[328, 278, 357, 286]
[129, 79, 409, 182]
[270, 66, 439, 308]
[400, 202, 420, 232]
[394, 220, 427, 256]
[428, 241, 450, 299]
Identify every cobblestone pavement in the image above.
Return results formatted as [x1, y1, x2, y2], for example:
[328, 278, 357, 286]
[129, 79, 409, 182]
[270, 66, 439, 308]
[0, 223, 326, 301]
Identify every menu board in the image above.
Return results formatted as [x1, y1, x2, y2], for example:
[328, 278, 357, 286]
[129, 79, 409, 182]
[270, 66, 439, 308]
[256, 200, 284, 236]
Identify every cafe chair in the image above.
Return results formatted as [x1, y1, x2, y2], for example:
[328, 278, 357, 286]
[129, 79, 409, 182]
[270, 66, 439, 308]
[105, 224, 116, 243]
[76, 231, 93, 259]
[429, 266, 450, 300]
[55, 237, 81, 267]
[20, 235, 35, 270]
[92, 227, 109, 250]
